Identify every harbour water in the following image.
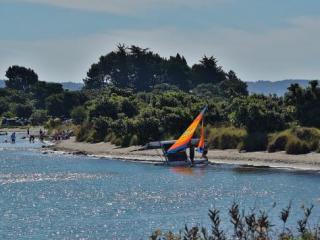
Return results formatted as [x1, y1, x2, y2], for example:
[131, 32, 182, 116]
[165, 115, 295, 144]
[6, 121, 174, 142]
[0, 133, 320, 239]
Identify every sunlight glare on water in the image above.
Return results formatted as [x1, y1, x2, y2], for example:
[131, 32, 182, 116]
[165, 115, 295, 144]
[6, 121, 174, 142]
[0, 134, 319, 239]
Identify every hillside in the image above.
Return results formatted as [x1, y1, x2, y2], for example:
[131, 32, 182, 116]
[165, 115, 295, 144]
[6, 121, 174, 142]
[0, 80, 83, 91]
[59, 81, 83, 91]
[246, 79, 315, 96]
[1, 79, 317, 95]
[0, 80, 5, 88]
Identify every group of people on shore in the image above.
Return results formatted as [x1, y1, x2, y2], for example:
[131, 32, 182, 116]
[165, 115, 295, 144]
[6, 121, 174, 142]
[52, 130, 72, 141]
[1, 128, 46, 144]
[1, 128, 73, 144]
[28, 128, 46, 143]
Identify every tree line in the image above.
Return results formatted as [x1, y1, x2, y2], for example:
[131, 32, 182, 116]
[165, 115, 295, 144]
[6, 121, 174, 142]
[1, 45, 320, 153]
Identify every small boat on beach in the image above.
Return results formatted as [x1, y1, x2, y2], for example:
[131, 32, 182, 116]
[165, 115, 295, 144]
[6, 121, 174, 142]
[144, 107, 209, 167]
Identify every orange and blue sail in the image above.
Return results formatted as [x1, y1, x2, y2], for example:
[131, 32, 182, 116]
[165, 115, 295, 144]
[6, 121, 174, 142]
[167, 106, 207, 154]
[196, 121, 205, 153]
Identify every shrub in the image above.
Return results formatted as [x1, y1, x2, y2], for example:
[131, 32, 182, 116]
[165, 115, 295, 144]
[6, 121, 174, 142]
[207, 127, 246, 149]
[105, 132, 116, 143]
[295, 127, 320, 151]
[45, 118, 62, 129]
[0, 98, 9, 115]
[91, 117, 110, 142]
[229, 95, 289, 133]
[238, 132, 268, 152]
[268, 127, 320, 154]
[30, 110, 48, 125]
[129, 134, 139, 146]
[71, 106, 87, 124]
[14, 103, 33, 118]
[268, 131, 291, 153]
[285, 138, 310, 154]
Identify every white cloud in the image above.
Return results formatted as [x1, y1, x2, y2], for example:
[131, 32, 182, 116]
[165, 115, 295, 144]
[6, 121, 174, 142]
[16, 0, 228, 14]
[1, 16, 320, 82]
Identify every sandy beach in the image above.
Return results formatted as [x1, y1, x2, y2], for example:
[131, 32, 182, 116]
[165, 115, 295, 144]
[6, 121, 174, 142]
[48, 137, 320, 171]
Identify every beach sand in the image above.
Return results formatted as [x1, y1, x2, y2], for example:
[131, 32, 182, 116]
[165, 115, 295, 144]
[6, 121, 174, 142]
[48, 137, 320, 171]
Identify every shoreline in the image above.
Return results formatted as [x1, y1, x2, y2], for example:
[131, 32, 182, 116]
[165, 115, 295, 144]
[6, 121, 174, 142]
[45, 137, 320, 172]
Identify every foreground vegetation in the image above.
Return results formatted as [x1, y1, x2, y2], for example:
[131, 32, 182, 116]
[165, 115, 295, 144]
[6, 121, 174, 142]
[150, 203, 319, 240]
[1, 45, 320, 154]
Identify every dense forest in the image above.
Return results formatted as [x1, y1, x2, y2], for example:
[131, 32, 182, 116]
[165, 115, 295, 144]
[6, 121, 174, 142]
[1, 45, 320, 154]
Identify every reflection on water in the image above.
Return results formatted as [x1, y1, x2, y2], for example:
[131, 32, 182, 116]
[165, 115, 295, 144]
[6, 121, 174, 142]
[170, 166, 206, 176]
[0, 134, 320, 239]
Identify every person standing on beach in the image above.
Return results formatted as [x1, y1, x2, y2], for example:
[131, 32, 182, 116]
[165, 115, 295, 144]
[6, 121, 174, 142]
[27, 128, 30, 136]
[11, 132, 16, 144]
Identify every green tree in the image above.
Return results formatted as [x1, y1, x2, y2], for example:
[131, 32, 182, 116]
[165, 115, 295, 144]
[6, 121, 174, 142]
[46, 91, 87, 117]
[229, 95, 288, 133]
[30, 110, 48, 125]
[14, 104, 33, 118]
[0, 98, 9, 115]
[88, 97, 119, 119]
[191, 56, 226, 86]
[165, 54, 191, 91]
[31, 81, 63, 108]
[285, 81, 320, 127]
[5, 65, 38, 91]
[71, 106, 87, 124]
[219, 70, 248, 97]
[45, 94, 64, 117]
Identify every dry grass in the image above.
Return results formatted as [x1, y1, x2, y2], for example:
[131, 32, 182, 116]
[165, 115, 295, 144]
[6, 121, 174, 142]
[268, 127, 320, 154]
[207, 127, 247, 150]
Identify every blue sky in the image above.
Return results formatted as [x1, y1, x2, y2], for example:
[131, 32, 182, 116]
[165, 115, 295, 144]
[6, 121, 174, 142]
[1, 0, 320, 82]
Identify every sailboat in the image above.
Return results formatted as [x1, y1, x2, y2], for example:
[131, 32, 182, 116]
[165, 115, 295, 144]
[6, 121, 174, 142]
[143, 107, 209, 166]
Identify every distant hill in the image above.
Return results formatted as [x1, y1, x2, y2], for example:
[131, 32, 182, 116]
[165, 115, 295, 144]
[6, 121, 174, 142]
[59, 82, 83, 91]
[246, 79, 316, 96]
[0, 80, 5, 88]
[0, 79, 317, 95]
[0, 80, 83, 91]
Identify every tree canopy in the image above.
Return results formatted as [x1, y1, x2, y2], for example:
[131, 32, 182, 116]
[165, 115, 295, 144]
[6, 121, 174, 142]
[5, 65, 39, 91]
[83, 44, 247, 98]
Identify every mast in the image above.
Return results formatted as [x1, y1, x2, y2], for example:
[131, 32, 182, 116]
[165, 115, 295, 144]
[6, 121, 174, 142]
[167, 106, 207, 154]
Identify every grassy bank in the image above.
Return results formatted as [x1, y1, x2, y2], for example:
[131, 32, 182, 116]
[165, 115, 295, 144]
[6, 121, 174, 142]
[206, 126, 320, 155]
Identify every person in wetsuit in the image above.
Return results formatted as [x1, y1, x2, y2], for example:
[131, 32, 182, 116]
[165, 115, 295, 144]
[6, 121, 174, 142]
[189, 145, 195, 165]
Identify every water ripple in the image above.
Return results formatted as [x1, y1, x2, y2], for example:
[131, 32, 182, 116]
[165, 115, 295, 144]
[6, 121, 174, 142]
[0, 172, 110, 185]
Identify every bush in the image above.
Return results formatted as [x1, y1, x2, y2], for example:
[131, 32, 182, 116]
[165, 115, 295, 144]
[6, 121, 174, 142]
[76, 122, 92, 142]
[0, 98, 9, 115]
[30, 110, 48, 125]
[14, 103, 33, 118]
[229, 95, 290, 133]
[129, 134, 139, 146]
[238, 132, 268, 152]
[268, 127, 320, 154]
[90, 117, 110, 142]
[285, 138, 310, 154]
[268, 131, 291, 152]
[207, 127, 246, 149]
[45, 118, 62, 129]
[71, 106, 87, 124]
